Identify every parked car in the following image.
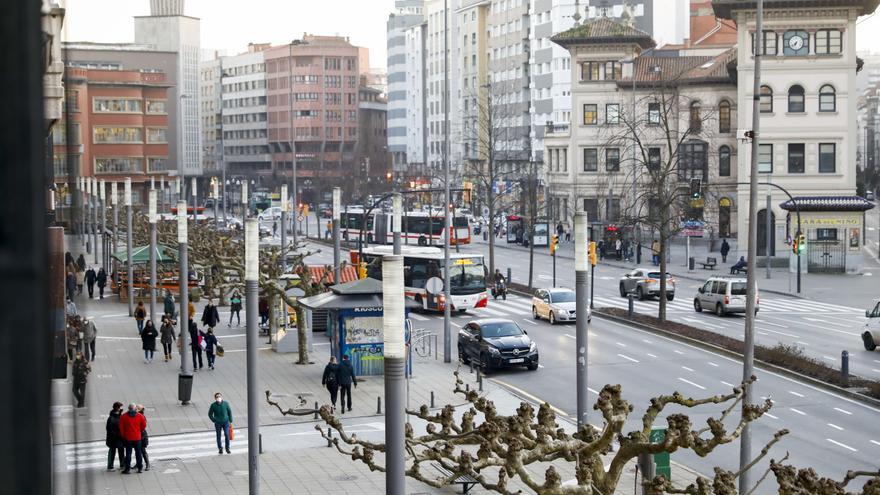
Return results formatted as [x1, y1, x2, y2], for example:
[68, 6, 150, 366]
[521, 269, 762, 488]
[866, 191, 876, 201]
[693, 276, 758, 316]
[862, 299, 880, 351]
[458, 318, 539, 372]
[619, 268, 676, 301]
[258, 206, 282, 222]
[531, 288, 579, 324]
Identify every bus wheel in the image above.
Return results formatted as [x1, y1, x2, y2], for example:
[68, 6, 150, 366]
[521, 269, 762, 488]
[418, 235, 427, 246]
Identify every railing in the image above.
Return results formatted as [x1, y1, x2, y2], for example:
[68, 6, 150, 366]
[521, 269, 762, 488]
[409, 325, 438, 360]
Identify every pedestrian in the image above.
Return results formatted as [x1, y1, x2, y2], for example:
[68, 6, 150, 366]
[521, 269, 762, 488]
[188, 300, 196, 320]
[105, 402, 125, 471]
[615, 238, 622, 260]
[204, 328, 219, 370]
[134, 301, 146, 334]
[66, 271, 76, 301]
[66, 317, 80, 361]
[325, 220, 332, 239]
[556, 222, 564, 239]
[141, 320, 158, 363]
[75, 267, 85, 295]
[189, 319, 204, 370]
[565, 227, 571, 242]
[85, 266, 97, 298]
[730, 256, 747, 274]
[273, 220, 278, 236]
[136, 405, 150, 471]
[66, 251, 74, 269]
[163, 291, 176, 318]
[258, 297, 269, 326]
[96, 267, 108, 299]
[720, 238, 730, 263]
[118, 403, 146, 474]
[72, 352, 90, 408]
[598, 240, 606, 260]
[336, 354, 357, 414]
[160, 316, 176, 362]
[228, 290, 242, 327]
[208, 392, 233, 454]
[321, 356, 340, 411]
[201, 299, 220, 330]
[651, 239, 661, 266]
[66, 296, 78, 317]
[76, 253, 86, 273]
[82, 316, 97, 362]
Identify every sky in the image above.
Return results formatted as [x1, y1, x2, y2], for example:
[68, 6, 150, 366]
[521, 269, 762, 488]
[62, 0, 880, 70]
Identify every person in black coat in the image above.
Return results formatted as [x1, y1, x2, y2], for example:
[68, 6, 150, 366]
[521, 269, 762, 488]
[189, 320, 204, 370]
[201, 300, 220, 330]
[76, 254, 86, 272]
[65, 271, 76, 301]
[105, 402, 125, 470]
[720, 239, 730, 263]
[136, 404, 151, 471]
[84, 267, 97, 298]
[335, 355, 357, 413]
[321, 356, 340, 411]
[96, 268, 108, 299]
[141, 320, 158, 363]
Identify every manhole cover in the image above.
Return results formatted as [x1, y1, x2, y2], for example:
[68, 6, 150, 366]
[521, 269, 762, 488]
[331, 474, 357, 482]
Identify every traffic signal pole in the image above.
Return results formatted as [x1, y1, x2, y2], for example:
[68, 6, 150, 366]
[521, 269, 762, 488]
[574, 213, 590, 429]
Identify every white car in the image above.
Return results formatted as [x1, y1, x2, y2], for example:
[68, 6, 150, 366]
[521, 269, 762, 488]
[531, 288, 579, 325]
[862, 299, 880, 351]
[258, 206, 282, 222]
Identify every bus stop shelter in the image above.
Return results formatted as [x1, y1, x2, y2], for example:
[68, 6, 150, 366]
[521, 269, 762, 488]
[298, 277, 419, 376]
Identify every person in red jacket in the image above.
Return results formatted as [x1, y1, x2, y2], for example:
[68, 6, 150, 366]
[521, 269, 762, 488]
[118, 403, 147, 473]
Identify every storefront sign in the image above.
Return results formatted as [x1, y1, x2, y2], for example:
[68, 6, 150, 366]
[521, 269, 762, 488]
[801, 218, 860, 226]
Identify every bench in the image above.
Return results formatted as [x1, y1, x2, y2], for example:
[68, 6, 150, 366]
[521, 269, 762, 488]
[433, 463, 478, 494]
[730, 266, 748, 275]
[699, 257, 717, 270]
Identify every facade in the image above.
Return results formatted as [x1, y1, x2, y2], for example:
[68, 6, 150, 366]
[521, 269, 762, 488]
[54, 67, 172, 203]
[387, 0, 426, 174]
[134, 0, 202, 178]
[425, 0, 461, 172]
[200, 56, 222, 175]
[403, 21, 429, 177]
[355, 84, 390, 196]
[220, 45, 271, 177]
[42, 0, 65, 132]
[457, 0, 490, 166]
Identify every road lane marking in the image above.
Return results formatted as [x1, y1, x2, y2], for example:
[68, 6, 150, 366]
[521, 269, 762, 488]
[677, 377, 706, 390]
[615, 342, 626, 347]
[617, 353, 639, 363]
[674, 350, 684, 355]
[788, 391, 805, 398]
[564, 334, 575, 340]
[827, 423, 844, 431]
[642, 339, 653, 344]
[873, 369, 880, 374]
[758, 328, 800, 338]
[538, 364, 545, 369]
[521, 319, 538, 325]
[588, 387, 599, 394]
[756, 319, 788, 328]
[871, 440, 880, 447]
[646, 353, 658, 358]
[823, 356, 835, 361]
[834, 407, 852, 415]
[721, 381, 734, 387]
[765, 413, 778, 419]
[826, 438, 857, 452]
[789, 408, 807, 416]
[681, 366, 694, 372]
[707, 362, 719, 367]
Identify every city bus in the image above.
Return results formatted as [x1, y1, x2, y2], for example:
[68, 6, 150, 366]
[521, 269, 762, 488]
[358, 246, 488, 312]
[339, 207, 376, 243]
[372, 211, 471, 246]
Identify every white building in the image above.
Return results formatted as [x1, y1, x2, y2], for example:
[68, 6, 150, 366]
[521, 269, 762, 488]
[425, 0, 462, 172]
[404, 20, 429, 172]
[200, 56, 221, 175]
[219, 46, 271, 176]
[134, 0, 202, 178]
[387, 0, 426, 175]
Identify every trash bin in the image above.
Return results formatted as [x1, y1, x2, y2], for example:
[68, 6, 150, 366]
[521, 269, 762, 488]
[483, 231, 488, 241]
[178, 373, 193, 403]
[688, 257, 695, 271]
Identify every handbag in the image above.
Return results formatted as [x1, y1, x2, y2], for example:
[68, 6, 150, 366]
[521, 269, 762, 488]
[229, 423, 235, 441]
[216, 344, 224, 357]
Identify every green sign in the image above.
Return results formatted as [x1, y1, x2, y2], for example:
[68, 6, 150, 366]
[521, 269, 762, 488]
[650, 427, 671, 480]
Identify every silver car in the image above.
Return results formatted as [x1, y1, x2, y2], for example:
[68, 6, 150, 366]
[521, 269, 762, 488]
[532, 288, 578, 324]
[693, 276, 758, 316]
[619, 268, 676, 301]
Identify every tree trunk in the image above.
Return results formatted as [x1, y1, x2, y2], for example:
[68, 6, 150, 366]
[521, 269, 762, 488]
[658, 227, 668, 323]
[296, 305, 309, 364]
[269, 293, 278, 344]
[487, 187, 496, 277]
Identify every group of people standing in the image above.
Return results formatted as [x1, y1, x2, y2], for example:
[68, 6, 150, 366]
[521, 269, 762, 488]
[106, 402, 151, 474]
[65, 252, 108, 301]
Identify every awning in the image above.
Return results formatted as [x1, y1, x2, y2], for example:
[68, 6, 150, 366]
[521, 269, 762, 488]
[111, 245, 178, 264]
[779, 196, 876, 212]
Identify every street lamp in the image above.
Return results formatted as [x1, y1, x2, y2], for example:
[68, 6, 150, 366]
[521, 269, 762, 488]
[333, 187, 341, 284]
[177, 199, 194, 404]
[574, 212, 590, 429]
[149, 189, 158, 325]
[244, 218, 261, 493]
[382, 254, 406, 495]
[281, 183, 288, 270]
[125, 177, 133, 317]
[111, 181, 119, 287]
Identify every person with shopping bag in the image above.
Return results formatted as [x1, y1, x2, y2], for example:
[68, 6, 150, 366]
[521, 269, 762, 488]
[208, 392, 233, 454]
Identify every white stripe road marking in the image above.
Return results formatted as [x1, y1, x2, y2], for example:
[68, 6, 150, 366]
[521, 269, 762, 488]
[521, 319, 538, 326]
[827, 423, 844, 431]
[65, 431, 218, 451]
[823, 356, 835, 361]
[677, 377, 706, 390]
[873, 369, 880, 374]
[871, 440, 880, 447]
[642, 339, 653, 344]
[681, 366, 694, 372]
[789, 408, 807, 416]
[757, 327, 801, 338]
[789, 391, 805, 398]
[826, 438, 858, 452]
[564, 334, 576, 340]
[615, 342, 626, 347]
[674, 350, 684, 355]
[834, 407, 852, 415]
[765, 413, 778, 419]
[708, 362, 719, 367]
[646, 353, 658, 358]
[755, 319, 788, 328]
[721, 381, 734, 387]
[617, 353, 639, 363]
[588, 387, 599, 394]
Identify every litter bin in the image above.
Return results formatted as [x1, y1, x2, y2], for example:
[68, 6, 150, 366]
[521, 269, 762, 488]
[178, 373, 193, 403]
[483, 231, 488, 241]
[688, 257, 695, 271]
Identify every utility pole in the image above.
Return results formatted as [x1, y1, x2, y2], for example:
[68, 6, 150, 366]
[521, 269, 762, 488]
[92, 178, 99, 265]
[739, 0, 763, 492]
[281, 184, 288, 270]
[393, 193, 402, 255]
[765, 180, 772, 279]
[191, 177, 197, 222]
[213, 179, 220, 231]
[100, 180, 107, 270]
[245, 218, 261, 494]
[442, 0, 451, 363]
[125, 178, 134, 317]
[574, 212, 590, 429]
[288, 42, 298, 249]
[149, 189, 158, 326]
[177, 200, 193, 404]
[333, 187, 341, 284]
[382, 254, 406, 495]
[112, 182, 119, 287]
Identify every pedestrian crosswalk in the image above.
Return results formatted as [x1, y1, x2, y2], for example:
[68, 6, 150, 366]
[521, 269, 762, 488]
[59, 430, 237, 471]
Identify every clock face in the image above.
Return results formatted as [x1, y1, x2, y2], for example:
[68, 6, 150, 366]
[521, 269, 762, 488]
[789, 35, 804, 51]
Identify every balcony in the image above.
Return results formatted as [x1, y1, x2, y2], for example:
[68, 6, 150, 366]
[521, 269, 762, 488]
[544, 121, 569, 137]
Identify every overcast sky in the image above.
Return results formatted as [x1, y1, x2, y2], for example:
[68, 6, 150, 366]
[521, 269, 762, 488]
[63, 0, 880, 69]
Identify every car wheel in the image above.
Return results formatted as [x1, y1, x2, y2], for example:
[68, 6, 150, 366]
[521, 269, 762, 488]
[637, 286, 646, 301]
[716, 303, 725, 317]
[418, 235, 427, 246]
[666, 294, 675, 302]
[694, 299, 702, 312]
[527, 362, 539, 371]
[619, 283, 627, 297]
[549, 312, 556, 325]
[863, 332, 877, 351]
[532, 306, 540, 319]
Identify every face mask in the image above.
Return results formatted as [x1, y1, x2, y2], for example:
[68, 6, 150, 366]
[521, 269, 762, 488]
[215, 398, 222, 403]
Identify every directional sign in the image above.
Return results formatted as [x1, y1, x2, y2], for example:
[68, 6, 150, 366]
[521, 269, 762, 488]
[650, 427, 671, 480]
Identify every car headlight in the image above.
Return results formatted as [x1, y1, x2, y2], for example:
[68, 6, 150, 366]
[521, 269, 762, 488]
[487, 346, 501, 355]
[529, 341, 537, 353]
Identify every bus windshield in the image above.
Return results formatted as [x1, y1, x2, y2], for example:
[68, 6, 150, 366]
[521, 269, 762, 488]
[453, 217, 469, 228]
[446, 258, 486, 295]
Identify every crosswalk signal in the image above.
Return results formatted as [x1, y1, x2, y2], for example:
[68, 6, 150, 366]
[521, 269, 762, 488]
[796, 233, 806, 255]
[791, 236, 799, 255]
[588, 241, 597, 266]
[550, 234, 559, 255]
[689, 178, 702, 200]
[358, 261, 368, 279]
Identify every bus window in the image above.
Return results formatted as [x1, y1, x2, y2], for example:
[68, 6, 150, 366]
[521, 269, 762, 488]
[404, 256, 430, 289]
[445, 258, 486, 295]
[453, 217, 469, 228]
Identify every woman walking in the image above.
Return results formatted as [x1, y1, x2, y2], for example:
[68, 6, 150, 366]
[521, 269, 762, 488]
[105, 402, 124, 471]
[141, 320, 158, 363]
[136, 404, 151, 471]
[204, 328, 219, 370]
[159, 316, 176, 362]
[134, 301, 147, 334]
[228, 290, 242, 327]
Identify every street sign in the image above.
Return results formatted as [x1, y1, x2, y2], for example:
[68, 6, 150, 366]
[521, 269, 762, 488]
[297, 215, 304, 222]
[650, 427, 671, 480]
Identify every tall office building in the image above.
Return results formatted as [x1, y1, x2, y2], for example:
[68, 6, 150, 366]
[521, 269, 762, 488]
[134, 0, 203, 178]
[220, 45, 271, 177]
[387, 1, 426, 175]
[425, 0, 461, 172]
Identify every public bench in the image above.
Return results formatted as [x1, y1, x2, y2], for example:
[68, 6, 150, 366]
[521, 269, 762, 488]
[699, 257, 717, 270]
[433, 463, 478, 494]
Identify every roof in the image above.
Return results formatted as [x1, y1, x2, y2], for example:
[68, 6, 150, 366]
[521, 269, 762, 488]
[329, 277, 384, 295]
[712, 0, 880, 19]
[779, 196, 876, 212]
[298, 278, 421, 311]
[551, 16, 655, 50]
[305, 265, 358, 285]
[619, 47, 737, 87]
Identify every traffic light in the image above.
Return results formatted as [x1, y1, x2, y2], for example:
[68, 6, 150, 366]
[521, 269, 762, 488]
[689, 178, 702, 200]
[588, 241, 597, 266]
[796, 234, 806, 255]
[791, 236, 799, 255]
[550, 234, 558, 255]
[358, 261, 368, 279]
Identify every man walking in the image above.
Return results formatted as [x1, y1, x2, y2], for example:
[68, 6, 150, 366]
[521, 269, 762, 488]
[321, 356, 340, 411]
[82, 316, 97, 361]
[189, 319, 204, 371]
[720, 238, 730, 263]
[163, 291, 176, 318]
[66, 271, 76, 301]
[119, 403, 147, 474]
[85, 266, 97, 298]
[71, 352, 90, 408]
[336, 354, 357, 413]
[208, 392, 233, 454]
[96, 267, 108, 299]
[201, 299, 220, 331]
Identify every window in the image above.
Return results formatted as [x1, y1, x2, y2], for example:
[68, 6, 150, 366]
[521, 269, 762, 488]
[788, 85, 805, 113]
[819, 143, 836, 173]
[93, 127, 142, 144]
[816, 228, 838, 241]
[606, 148, 620, 172]
[787, 143, 805, 173]
[752, 30, 777, 55]
[819, 85, 836, 112]
[94, 157, 142, 174]
[605, 198, 620, 222]
[648, 102, 660, 125]
[324, 57, 341, 70]
[758, 144, 773, 173]
[581, 62, 600, 81]
[582, 198, 599, 220]
[583, 148, 598, 171]
[815, 29, 842, 54]
[759, 85, 773, 113]
[64, 90, 80, 113]
[647, 147, 661, 171]
[678, 140, 708, 180]
[582, 104, 597, 125]
[53, 154, 81, 177]
[145, 100, 166, 114]
[604, 61, 621, 80]
[147, 157, 169, 172]
[92, 98, 141, 113]
[718, 101, 731, 133]
[146, 127, 167, 143]
[783, 30, 809, 56]
[605, 103, 620, 124]
[719, 145, 731, 176]
[52, 122, 81, 145]
[689, 101, 702, 133]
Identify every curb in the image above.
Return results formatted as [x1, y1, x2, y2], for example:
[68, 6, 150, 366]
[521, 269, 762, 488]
[593, 310, 880, 409]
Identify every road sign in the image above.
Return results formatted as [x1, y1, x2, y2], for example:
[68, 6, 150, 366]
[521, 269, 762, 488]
[650, 427, 671, 480]
[297, 215, 304, 222]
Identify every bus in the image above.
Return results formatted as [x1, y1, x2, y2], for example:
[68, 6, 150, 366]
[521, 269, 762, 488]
[372, 211, 471, 246]
[358, 246, 488, 312]
[339, 207, 375, 243]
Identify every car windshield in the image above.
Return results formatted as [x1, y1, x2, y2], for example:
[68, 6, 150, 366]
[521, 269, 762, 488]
[647, 272, 672, 279]
[446, 258, 486, 295]
[480, 322, 523, 338]
[550, 291, 575, 303]
[730, 282, 747, 295]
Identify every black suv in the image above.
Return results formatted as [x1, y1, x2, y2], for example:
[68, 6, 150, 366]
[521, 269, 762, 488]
[458, 318, 539, 372]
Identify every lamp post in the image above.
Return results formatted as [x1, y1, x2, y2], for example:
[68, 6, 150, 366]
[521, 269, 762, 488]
[112, 181, 119, 287]
[125, 178, 134, 317]
[191, 177, 198, 221]
[393, 193, 402, 255]
[281, 184, 288, 269]
[177, 200, 193, 404]
[212, 178, 220, 231]
[574, 212, 590, 429]
[99, 180, 106, 270]
[245, 218, 261, 494]
[333, 187, 341, 284]
[241, 180, 249, 219]
[442, 0, 451, 364]
[382, 254, 406, 495]
[92, 178, 99, 265]
[85, 177, 92, 252]
[149, 189, 158, 325]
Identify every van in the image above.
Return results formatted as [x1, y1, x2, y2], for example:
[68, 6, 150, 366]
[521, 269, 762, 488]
[862, 300, 880, 351]
[693, 276, 758, 316]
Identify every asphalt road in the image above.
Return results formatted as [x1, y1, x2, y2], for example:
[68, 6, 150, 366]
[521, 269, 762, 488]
[403, 293, 880, 493]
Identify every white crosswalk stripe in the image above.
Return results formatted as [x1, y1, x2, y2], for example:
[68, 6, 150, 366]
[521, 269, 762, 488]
[408, 313, 429, 321]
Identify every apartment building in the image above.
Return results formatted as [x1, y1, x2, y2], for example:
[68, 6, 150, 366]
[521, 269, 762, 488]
[200, 56, 222, 175]
[220, 45, 271, 177]
[387, 1, 426, 174]
[425, 0, 461, 172]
